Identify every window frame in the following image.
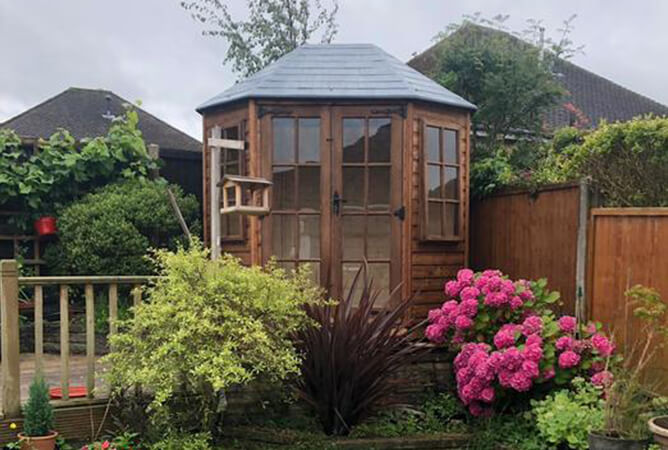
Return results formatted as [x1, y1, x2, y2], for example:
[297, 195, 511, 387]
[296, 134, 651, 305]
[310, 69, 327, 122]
[421, 120, 465, 242]
[219, 122, 247, 242]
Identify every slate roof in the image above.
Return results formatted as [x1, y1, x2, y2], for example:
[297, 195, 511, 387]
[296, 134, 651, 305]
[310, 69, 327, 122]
[1, 87, 201, 152]
[408, 26, 668, 130]
[197, 44, 476, 112]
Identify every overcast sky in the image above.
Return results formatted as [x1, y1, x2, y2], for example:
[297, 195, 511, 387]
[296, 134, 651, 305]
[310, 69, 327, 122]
[2, 0, 667, 140]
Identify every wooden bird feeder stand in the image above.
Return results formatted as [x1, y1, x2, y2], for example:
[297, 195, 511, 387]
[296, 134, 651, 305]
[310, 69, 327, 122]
[219, 175, 272, 216]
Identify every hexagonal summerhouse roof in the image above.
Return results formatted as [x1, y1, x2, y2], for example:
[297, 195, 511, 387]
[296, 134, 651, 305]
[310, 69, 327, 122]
[197, 44, 476, 113]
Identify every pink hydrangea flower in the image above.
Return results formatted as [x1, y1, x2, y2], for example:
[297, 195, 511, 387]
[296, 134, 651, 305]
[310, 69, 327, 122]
[509, 295, 524, 310]
[523, 344, 543, 362]
[428, 308, 442, 323]
[558, 316, 577, 333]
[558, 350, 581, 369]
[526, 334, 543, 347]
[484, 291, 508, 307]
[480, 387, 495, 403]
[454, 315, 473, 330]
[425, 323, 445, 343]
[591, 370, 613, 387]
[591, 333, 614, 357]
[493, 327, 517, 349]
[521, 315, 543, 336]
[556, 336, 574, 351]
[542, 367, 555, 380]
[460, 299, 479, 317]
[509, 373, 533, 392]
[457, 268, 475, 285]
[460, 286, 480, 301]
[444, 280, 462, 298]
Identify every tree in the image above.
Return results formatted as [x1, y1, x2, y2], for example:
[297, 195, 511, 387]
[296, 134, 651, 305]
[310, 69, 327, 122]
[182, 0, 339, 77]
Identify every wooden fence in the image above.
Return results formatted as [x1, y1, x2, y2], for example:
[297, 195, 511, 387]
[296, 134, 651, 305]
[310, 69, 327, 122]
[587, 208, 668, 388]
[470, 182, 586, 316]
[0, 260, 153, 418]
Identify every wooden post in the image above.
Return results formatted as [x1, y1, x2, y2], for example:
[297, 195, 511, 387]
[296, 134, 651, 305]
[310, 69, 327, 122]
[85, 284, 95, 398]
[1, 260, 21, 417]
[575, 179, 589, 322]
[210, 126, 222, 259]
[108, 284, 118, 337]
[34, 285, 44, 374]
[60, 285, 70, 401]
[132, 285, 142, 307]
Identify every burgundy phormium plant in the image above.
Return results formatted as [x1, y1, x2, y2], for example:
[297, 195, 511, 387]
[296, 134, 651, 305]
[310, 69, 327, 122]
[426, 269, 616, 417]
[296, 264, 428, 436]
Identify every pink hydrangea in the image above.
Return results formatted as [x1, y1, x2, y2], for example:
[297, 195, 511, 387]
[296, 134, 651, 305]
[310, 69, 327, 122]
[509, 295, 524, 310]
[441, 300, 459, 316]
[444, 280, 462, 298]
[480, 387, 495, 403]
[427, 308, 442, 323]
[556, 336, 574, 351]
[558, 316, 577, 334]
[591, 370, 614, 387]
[523, 344, 543, 362]
[425, 323, 445, 343]
[493, 326, 517, 349]
[460, 286, 480, 301]
[454, 315, 473, 330]
[521, 359, 540, 378]
[460, 299, 479, 317]
[542, 367, 555, 380]
[457, 268, 475, 285]
[591, 333, 614, 357]
[521, 315, 543, 336]
[484, 291, 508, 307]
[558, 350, 581, 369]
[509, 373, 533, 392]
[526, 334, 543, 347]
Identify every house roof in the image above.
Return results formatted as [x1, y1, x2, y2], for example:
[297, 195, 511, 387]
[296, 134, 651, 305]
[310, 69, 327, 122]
[408, 26, 668, 130]
[197, 44, 477, 113]
[0, 87, 201, 152]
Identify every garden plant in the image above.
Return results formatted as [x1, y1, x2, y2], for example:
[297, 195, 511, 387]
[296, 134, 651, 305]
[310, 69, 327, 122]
[17, 374, 58, 450]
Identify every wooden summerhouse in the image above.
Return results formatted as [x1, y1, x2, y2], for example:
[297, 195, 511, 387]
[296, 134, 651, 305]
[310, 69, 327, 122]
[198, 44, 476, 313]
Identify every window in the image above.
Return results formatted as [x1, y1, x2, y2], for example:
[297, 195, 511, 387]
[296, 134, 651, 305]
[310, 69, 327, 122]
[423, 124, 461, 240]
[271, 117, 321, 284]
[220, 124, 245, 241]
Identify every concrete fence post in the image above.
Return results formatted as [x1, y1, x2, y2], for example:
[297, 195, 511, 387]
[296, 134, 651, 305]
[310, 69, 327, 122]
[0, 260, 21, 417]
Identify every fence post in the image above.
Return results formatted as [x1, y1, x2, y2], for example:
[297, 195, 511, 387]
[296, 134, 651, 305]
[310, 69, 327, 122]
[1, 260, 21, 417]
[209, 126, 222, 259]
[575, 179, 589, 323]
[148, 143, 160, 180]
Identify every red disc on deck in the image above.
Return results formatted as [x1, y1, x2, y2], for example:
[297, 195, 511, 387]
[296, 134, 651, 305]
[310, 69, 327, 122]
[49, 386, 87, 399]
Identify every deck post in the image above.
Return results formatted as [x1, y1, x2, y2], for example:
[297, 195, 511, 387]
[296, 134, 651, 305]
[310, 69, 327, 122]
[210, 126, 222, 259]
[575, 179, 589, 323]
[1, 260, 21, 417]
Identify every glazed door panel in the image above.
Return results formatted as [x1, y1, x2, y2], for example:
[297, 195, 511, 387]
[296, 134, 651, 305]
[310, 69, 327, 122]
[331, 107, 403, 304]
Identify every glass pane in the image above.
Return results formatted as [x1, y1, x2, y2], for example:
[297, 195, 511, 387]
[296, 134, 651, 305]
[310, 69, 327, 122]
[223, 126, 239, 140]
[343, 118, 365, 163]
[367, 216, 390, 260]
[225, 187, 236, 207]
[272, 166, 295, 210]
[342, 262, 363, 304]
[444, 129, 458, 164]
[273, 118, 294, 163]
[426, 126, 440, 162]
[299, 216, 320, 259]
[298, 118, 320, 163]
[428, 201, 443, 237]
[222, 213, 241, 237]
[368, 118, 391, 162]
[445, 203, 459, 237]
[271, 215, 296, 259]
[427, 164, 442, 199]
[342, 167, 364, 211]
[278, 261, 296, 274]
[298, 166, 320, 211]
[368, 263, 391, 302]
[0, 240, 13, 259]
[343, 215, 365, 260]
[445, 167, 459, 200]
[368, 167, 390, 211]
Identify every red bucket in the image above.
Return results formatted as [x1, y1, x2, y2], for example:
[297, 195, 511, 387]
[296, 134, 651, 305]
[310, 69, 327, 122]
[34, 216, 57, 236]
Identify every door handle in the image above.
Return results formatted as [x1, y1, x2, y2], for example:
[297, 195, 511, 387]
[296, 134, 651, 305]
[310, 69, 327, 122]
[332, 191, 345, 216]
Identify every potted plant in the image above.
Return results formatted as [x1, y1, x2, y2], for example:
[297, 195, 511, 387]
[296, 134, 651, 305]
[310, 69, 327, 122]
[589, 285, 668, 450]
[17, 374, 58, 450]
[649, 415, 668, 449]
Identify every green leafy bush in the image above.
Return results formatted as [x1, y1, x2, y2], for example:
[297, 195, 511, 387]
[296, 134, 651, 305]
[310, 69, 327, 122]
[468, 412, 547, 450]
[536, 117, 668, 206]
[104, 244, 322, 436]
[531, 378, 604, 450]
[149, 433, 211, 450]
[22, 374, 54, 436]
[44, 179, 199, 275]
[0, 107, 158, 229]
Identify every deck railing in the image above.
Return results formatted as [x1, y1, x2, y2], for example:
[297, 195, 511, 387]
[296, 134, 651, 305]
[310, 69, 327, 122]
[0, 260, 155, 417]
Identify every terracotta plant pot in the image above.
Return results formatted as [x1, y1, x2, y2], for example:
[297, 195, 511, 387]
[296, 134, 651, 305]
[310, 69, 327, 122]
[18, 430, 58, 450]
[649, 416, 668, 449]
[588, 431, 648, 450]
[34, 216, 57, 237]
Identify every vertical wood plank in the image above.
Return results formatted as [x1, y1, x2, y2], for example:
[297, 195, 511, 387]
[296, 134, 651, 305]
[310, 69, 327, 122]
[0, 260, 21, 417]
[248, 99, 259, 265]
[133, 285, 141, 307]
[34, 285, 44, 374]
[108, 283, 118, 337]
[60, 284, 70, 401]
[85, 283, 95, 398]
[210, 126, 222, 259]
[575, 179, 589, 323]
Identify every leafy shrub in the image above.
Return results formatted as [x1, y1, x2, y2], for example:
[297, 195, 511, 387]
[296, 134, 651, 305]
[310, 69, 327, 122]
[148, 433, 211, 450]
[44, 179, 199, 275]
[0, 107, 158, 227]
[425, 269, 617, 416]
[468, 411, 547, 450]
[296, 264, 427, 436]
[104, 244, 322, 436]
[350, 392, 466, 438]
[22, 374, 54, 436]
[537, 117, 668, 206]
[531, 377, 604, 450]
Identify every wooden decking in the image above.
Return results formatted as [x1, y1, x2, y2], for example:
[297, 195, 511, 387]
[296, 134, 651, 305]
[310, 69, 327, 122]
[0, 353, 108, 408]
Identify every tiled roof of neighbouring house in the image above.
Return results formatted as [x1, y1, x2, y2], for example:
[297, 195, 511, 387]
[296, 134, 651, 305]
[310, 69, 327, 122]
[197, 43, 477, 112]
[0, 87, 201, 152]
[408, 25, 668, 130]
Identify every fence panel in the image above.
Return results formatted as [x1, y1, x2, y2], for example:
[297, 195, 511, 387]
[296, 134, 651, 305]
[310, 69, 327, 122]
[470, 183, 583, 315]
[587, 208, 668, 389]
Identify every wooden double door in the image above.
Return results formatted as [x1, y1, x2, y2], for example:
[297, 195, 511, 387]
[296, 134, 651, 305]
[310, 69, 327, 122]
[262, 105, 404, 302]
